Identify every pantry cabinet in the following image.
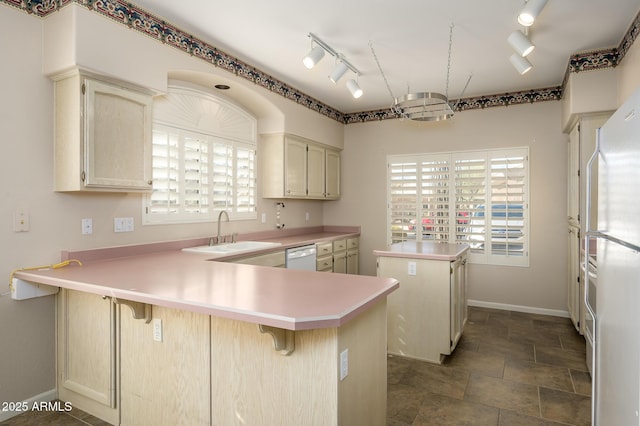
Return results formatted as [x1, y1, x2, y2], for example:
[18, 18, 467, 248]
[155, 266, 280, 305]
[54, 70, 153, 192]
[566, 113, 611, 333]
[376, 244, 468, 364]
[261, 133, 341, 200]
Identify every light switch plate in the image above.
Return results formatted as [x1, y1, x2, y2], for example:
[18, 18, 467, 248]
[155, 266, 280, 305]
[340, 349, 348, 381]
[82, 218, 93, 235]
[152, 318, 162, 342]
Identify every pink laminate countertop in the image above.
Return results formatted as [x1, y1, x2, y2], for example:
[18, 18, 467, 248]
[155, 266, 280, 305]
[373, 241, 469, 261]
[15, 228, 397, 331]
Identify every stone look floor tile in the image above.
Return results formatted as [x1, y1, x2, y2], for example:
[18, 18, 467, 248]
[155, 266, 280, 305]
[499, 408, 573, 425]
[535, 344, 589, 372]
[539, 387, 592, 426]
[504, 358, 574, 392]
[443, 347, 506, 378]
[413, 391, 500, 426]
[464, 373, 541, 417]
[400, 358, 470, 400]
[570, 369, 592, 396]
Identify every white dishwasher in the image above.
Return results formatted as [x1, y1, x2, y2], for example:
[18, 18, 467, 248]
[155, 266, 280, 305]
[285, 245, 317, 270]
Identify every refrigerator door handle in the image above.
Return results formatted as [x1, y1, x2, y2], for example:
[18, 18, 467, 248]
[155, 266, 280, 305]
[584, 131, 600, 425]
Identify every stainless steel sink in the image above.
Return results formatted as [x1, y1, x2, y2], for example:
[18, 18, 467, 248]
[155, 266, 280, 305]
[182, 241, 281, 255]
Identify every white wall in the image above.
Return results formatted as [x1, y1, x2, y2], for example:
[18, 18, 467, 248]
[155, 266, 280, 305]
[324, 101, 570, 312]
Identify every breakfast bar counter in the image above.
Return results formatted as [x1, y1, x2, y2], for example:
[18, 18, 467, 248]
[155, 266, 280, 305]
[13, 231, 397, 426]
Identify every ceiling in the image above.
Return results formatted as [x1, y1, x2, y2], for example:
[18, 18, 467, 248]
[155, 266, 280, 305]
[131, 0, 639, 114]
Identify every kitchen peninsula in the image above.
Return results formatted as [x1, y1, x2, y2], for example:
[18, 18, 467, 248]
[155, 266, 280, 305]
[14, 230, 398, 426]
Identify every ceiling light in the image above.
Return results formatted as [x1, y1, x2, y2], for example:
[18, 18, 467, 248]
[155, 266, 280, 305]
[510, 53, 533, 75]
[508, 30, 535, 57]
[346, 78, 363, 99]
[517, 0, 548, 27]
[303, 45, 325, 69]
[329, 60, 349, 84]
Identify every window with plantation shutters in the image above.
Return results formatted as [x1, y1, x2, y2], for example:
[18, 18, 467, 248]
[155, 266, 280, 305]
[388, 147, 528, 267]
[144, 87, 257, 225]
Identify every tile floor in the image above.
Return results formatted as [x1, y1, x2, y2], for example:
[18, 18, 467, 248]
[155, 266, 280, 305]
[1, 306, 590, 426]
[387, 306, 592, 425]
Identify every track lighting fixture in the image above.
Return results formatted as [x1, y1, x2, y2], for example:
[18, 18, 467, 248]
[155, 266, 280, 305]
[303, 45, 325, 69]
[517, 0, 548, 27]
[508, 30, 535, 57]
[329, 60, 348, 83]
[303, 33, 363, 99]
[510, 53, 533, 75]
[346, 78, 363, 99]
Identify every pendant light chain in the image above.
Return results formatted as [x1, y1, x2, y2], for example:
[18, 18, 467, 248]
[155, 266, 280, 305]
[445, 23, 454, 102]
[369, 41, 397, 108]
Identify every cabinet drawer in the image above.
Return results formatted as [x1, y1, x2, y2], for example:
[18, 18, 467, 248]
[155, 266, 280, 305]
[347, 238, 359, 249]
[333, 239, 347, 252]
[316, 242, 333, 256]
[316, 255, 333, 272]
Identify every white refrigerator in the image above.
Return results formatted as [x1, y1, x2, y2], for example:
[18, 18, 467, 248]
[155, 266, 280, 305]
[587, 87, 640, 425]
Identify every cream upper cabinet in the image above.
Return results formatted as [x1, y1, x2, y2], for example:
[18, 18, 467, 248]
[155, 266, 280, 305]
[54, 71, 153, 192]
[306, 143, 326, 198]
[325, 148, 341, 200]
[261, 133, 341, 200]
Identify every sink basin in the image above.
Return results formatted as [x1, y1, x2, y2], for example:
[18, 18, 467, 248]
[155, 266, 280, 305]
[182, 241, 282, 255]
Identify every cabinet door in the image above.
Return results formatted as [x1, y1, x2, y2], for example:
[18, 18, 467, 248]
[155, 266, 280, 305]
[450, 257, 467, 350]
[57, 289, 119, 424]
[568, 124, 580, 224]
[325, 149, 341, 199]
[84, 78, 152, 190]
[283, 136, 307, 197]
[347, 249, 359, 275]
[307, 144, 326, 198]
[333, 251, 347, 273]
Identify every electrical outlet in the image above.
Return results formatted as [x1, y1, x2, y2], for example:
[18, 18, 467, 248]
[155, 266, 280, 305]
[340, 349, 349, 381]
[82, 218, 93, 235]
[152, 318, 163, 342]
[408, 261, 417, 276]
[305, 212, 310, 221]
[114, 217, 134, 232]
[261, 212, 267, 223]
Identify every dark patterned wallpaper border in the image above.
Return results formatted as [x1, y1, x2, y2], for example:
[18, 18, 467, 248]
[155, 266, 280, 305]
[2, 0, 639, 124]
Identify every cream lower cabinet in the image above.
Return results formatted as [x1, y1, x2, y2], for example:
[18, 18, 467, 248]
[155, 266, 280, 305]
[57, 289, 119, 425]
[54, 71, 153, 192]
[119, 306, 210, 426]
[316, 241, 334, 272]
[58, 292, 387, 425]
[261, 133, 341, 200]
[346, 238, 359, 275]
[378, 253, 467, 364]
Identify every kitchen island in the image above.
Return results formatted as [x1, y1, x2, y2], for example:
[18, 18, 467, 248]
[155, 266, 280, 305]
[375, 241, 468, 364]
[14, 233, 398, 426]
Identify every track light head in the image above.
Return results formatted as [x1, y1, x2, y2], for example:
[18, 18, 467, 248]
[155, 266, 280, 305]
[346, 78, 363, 98]
[303, 45, 325, 69]
[517, 0, 548, 26]
[510, 53, 533, 75]
[508, 30, 535, 57]
[329, 61, 348, 83]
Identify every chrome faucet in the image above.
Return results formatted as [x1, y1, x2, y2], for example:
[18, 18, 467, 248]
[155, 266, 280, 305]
[211, 210, 230, 245]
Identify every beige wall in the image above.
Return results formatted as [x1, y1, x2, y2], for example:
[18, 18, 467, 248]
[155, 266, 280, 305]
[618, 38, 640, 105]
[324, 101, 570, 312]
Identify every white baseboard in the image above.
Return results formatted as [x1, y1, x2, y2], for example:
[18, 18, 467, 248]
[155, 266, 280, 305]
[468, 299, 570, 318]
[0, 389, 56, 422]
